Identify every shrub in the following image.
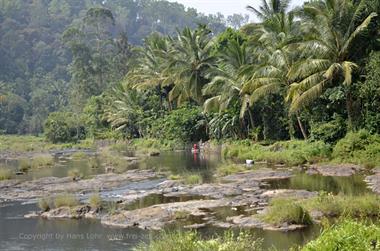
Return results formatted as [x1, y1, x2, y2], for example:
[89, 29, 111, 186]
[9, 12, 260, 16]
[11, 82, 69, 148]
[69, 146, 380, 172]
[217, 163, 247, 176]
[222, 140, 331, 166]
[71, 152, 87, 159]
[54, 193, 79, 208]
[302, 220, 380, 251]
[68, 168, 83, 181]
[44, 112, 86, 143]
[134, 231, 262, 251]
[147, 105, 207, 143]
[0, 168, 12, 180]
[38, 197, 51, 212]
[262, 198, 313, 226]
[18, 158, 31, 172]
[304, 192, 380, 218]
[310, 116, 346, 144]
[89, 193, 102, 209]
[333, 130, 380, 168]
[31, 155, 54, 169]
[184, 174, 203, 185]
[87, 158, 99, 169]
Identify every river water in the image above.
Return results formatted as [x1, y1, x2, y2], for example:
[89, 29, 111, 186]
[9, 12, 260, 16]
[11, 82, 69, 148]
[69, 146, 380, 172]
[0, 151, 372, 250]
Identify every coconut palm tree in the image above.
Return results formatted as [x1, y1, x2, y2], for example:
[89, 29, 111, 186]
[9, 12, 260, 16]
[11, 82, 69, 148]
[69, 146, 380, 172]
[167, 26, 216, 105]
[202, 39, 255, 137]
[126, 34, 173, 110]
[241, 12, 309, 139]
[247, 0, 291, 20]
[287, 0, 378, 130]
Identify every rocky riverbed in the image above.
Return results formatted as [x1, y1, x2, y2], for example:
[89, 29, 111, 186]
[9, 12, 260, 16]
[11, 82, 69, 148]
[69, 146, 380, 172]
[1, 162, 378, 233]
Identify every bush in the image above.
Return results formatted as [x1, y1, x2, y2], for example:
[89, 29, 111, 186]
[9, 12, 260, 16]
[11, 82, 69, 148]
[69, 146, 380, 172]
[0, 168, 12, 180]
[147, 105, 207, 143]
[134, 231, 262, 251]
[333, 130, 380, 168]
[44, 112, 86, 143]
[89, 193, 102, 209]
[262, 198, 313, 226]
[302, 220, 380, 251]
[68, 168, 83, 181]
[38, 197, 51, 212]
[54, 193, 79, 208]
[18, 158, 31, 172]
[184, 174, 203, 185]
[304, 192, 380, 218]
[222, 140, 331, 166]
[310, 116, 346, 144]
[31, 155, 54, 169]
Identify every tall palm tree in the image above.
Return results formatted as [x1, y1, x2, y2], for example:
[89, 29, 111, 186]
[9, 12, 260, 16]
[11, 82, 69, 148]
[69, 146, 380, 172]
[126, 34, 173, 109]
[287, 0, 378, 130]
[247, 0, 291, 20]
[202, 39, 254, 135]
[167, 26, 216, 105]
[241, 12, 309, 139]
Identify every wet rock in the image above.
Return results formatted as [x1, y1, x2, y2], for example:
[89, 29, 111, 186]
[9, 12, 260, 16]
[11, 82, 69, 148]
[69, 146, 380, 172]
[307, 164, 363, 177]
[24, 212, 41, 218]
[0, 169, 159, 201]
[149, 151, 160, 157]
[261, 189, 317, 199]
[101, 199, 230, 230]
[222, 169, 293, 183]
[40, 205, 91, 219]
[184, 223, 207, 229]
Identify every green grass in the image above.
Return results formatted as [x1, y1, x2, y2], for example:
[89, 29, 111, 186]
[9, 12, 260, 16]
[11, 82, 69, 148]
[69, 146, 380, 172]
[262, 193, 380, 227]
[0, 135, 95, 153]
[54, 193, 79, 208]
[89, 193, 102, 209]
[67, 168, 84, 180]
[134, 231, 262, 251]
[71, 151, 88, 159]
[18, 158, 31, 172]
[130, 138, 184, 153]
[38, 197, 51, 211]
[184, 174, 203, 185]
[31, 155, 54, 169]
[0, 168, 12, 180]
[261, 198, 313, 226]
[87, 158, 99, 169]
[332, 130, 380, 168]
[302, 220, 380, 251]
[222, 140, 331, 166]
[304, 192, 380, 218]
[216, 163, 247, 176]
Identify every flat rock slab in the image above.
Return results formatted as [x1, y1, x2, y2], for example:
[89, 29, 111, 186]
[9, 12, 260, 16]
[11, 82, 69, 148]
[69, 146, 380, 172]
[101, 199, 230, 230]
[0, 170, 158, 201]
[222, 169, 293, 183]
[307, 164, 363, 177]
[261, 189, 317, 199]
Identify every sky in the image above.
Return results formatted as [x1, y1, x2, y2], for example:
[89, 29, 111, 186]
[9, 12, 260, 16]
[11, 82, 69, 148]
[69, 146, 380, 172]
[167, 0, 307, 17]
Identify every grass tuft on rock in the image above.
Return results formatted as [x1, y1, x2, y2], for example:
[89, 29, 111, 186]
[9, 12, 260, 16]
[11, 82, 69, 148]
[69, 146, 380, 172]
[0, 167, 12, 180]
[262, 198, 313, 226]
[54, 193, 79, 208]
[89, 193, 102, 209]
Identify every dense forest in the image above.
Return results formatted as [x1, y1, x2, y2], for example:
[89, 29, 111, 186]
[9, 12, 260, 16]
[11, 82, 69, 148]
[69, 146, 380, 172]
[1, 0, 379, 146]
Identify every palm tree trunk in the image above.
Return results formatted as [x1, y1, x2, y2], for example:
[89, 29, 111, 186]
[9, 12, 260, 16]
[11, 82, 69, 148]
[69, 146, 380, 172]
[247, 106, 255, 131]
[296, 112, 308, 140]
[346, 90, 354, 131]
